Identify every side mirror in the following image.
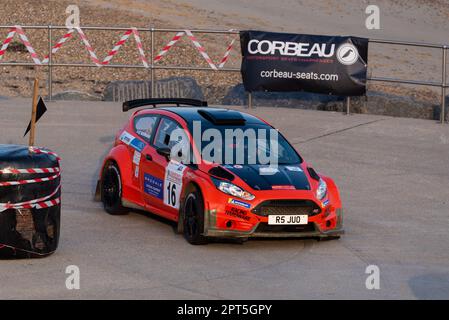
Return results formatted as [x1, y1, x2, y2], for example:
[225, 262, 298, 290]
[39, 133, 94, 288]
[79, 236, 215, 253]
[156, 147, 171, 160]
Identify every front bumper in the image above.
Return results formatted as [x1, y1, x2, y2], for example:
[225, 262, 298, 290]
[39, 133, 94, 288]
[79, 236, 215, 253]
[204, 220, 344, 239]
[203, 193, 344, 239]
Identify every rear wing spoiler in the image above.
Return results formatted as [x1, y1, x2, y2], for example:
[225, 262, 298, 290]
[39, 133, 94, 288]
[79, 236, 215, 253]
[122, 98, 208, 112]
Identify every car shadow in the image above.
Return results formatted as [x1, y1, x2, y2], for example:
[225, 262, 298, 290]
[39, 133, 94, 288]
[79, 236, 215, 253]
[408, 273, 449, 299]
[127, 208, 322, 245]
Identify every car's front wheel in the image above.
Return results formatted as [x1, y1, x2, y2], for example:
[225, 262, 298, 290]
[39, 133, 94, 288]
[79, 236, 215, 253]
[183, 190, 207, 245]
[101, 163, 129, 215]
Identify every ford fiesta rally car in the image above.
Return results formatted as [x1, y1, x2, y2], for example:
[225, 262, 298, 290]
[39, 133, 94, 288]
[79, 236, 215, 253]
[96, 98, 344, 244]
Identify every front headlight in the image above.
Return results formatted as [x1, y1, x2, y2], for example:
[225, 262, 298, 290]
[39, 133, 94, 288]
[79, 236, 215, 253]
[212, 178, 255, 200]
[316, 178, 327, 200]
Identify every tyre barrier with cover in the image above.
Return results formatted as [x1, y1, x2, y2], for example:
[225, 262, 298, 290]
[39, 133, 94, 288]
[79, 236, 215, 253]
[0, 145, 61, 258]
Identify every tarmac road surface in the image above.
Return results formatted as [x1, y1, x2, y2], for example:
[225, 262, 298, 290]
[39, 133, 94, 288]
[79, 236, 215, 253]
[0, 99, 448, 299]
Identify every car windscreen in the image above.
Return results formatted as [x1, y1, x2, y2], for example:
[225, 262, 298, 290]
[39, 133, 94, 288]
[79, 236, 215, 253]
[188, 122, 302, 165]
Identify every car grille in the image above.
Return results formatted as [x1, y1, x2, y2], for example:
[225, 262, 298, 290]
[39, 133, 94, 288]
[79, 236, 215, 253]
[255, 222, 316, 233]
[251, 200, 321, 217]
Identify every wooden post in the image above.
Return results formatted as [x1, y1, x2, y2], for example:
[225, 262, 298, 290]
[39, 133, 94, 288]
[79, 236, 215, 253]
[29, 78, 39, 147]
[248, 92, 253, 109]
[346, 96, 351, 115]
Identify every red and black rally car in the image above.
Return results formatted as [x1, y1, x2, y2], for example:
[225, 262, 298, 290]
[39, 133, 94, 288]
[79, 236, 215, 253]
[96, 98, 344, 244]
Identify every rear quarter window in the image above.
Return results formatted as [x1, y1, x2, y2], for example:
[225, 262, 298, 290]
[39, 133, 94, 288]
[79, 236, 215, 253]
[134, 115, 158, 142]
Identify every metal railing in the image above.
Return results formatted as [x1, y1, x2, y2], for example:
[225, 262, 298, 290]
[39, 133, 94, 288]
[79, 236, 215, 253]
[0, 25, 447, 123]
[368, 38, 447, 124]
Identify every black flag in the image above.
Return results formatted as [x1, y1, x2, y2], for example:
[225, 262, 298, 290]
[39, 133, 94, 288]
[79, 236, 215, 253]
[24, 96, 47, 137]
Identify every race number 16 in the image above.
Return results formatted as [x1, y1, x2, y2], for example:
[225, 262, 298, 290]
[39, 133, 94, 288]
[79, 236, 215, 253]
[166, 182, 177, 207]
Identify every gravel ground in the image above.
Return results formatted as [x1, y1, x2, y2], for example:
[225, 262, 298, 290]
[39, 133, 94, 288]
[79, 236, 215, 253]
[0, 0, 242, 103]
[0, 0, 447, 106]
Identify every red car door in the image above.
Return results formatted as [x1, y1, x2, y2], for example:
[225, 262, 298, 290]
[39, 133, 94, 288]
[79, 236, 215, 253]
[130, 114, 159, 208]
[140, 116, 187, 220]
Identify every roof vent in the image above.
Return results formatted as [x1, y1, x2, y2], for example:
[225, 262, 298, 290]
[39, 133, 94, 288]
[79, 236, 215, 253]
[198, 109, 245, 125]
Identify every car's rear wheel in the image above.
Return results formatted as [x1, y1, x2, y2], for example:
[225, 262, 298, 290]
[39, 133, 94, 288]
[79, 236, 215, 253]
[183, 190, 207, 245]
[101, 163, 129, 215]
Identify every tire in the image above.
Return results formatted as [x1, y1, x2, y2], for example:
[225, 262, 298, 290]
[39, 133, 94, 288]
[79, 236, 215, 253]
[182, 190, 207, 245]
[101, 163, 129, 215]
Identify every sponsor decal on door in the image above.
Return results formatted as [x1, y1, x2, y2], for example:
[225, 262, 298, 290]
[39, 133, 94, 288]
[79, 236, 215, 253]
[163, 161, 187, 209]
[143, 173, 163, 200]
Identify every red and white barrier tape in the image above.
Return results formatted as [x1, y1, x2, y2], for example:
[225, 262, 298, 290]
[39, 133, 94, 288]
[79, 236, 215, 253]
[42, 29, 75, 64]
[154, 31, 185, 63]
[101, 28, 148, 67]
[0, 172, 60, 187]
[0, 26, 42, 65]
[29, 146, 61, 161]
[1, 27, 149, 67]
[75, 27, 102, 66]
[31, 197, 61, 210]
[102, 29, 133, 66]
[1, 26, 236, 70]
[0, 185, 61, 212]
[131, 28, 149, 68]
[0, 167, 60, 174]
[0, 147, 61, 212]
[218, 36, 237, 69]
[0, 148, 61, 173]
[185, 30, 217, 70]
[0, 197, 61, 212]
[0, 28, 16, 60]
[154, 30, 237, 69]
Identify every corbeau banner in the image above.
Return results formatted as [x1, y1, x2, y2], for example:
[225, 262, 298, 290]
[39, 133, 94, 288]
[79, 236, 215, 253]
[240, 30, 369, 96]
